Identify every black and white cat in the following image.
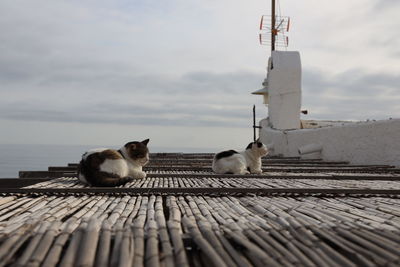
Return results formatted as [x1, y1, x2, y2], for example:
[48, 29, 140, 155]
[78, 139, 150, 187]
[212, 141, 268, 174]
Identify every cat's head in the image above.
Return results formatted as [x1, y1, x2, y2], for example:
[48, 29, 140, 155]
[124, 139, 150, 166]
[246, 140, 268, 157]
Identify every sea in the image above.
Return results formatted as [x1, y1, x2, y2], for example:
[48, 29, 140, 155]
[0, 144, 211, 178]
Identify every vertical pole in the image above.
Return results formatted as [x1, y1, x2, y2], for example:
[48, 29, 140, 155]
[253, 105, 256, 141]
[271, 0, 276, 52]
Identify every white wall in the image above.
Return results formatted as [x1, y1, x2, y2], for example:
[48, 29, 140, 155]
[260, 118, 400, 167]
[267, 51, 302, 130]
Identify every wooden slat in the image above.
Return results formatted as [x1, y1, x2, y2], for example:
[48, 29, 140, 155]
[0, 179, 52, 188]
[2, 153, 400, 267]
[19, 171, 76, 178]
[0, 187, 400, 196]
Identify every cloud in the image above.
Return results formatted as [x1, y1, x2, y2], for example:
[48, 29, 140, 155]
[285, 0, 400, 75]
[1, 66, 399, 127]
[302, 68, 400, 120]
[0, 0, 400, 147]
[0, 102, 254, 127]
[373, 0, 400, 10]
[0, 0, 266, 131]
[0, 67, 263, 128]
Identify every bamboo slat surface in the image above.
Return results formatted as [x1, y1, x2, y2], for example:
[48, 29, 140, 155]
[1, 153, 400, 266]
[0, 194, 399, 266]
[21, 176, 400, 190]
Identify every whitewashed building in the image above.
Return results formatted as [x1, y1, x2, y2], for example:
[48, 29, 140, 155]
[253, 51, 400, 167]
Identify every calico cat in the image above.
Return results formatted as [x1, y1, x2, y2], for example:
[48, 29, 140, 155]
[212, 141, 268, 174]
[78, 139, 150, 187]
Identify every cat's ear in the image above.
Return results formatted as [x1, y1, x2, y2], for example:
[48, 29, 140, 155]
[141, 139, 150, 146]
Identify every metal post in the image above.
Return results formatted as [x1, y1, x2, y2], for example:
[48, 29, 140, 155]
[253, 105, 256, 141]
[253, 105, 262, 141]
[271, 0, 276, 52]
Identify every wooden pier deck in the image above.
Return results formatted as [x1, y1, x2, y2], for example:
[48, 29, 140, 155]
[0, 153, 400, 266]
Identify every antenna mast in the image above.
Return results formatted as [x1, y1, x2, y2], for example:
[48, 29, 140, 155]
[259, 1, 290, 51]
[271, 0, 276, 52]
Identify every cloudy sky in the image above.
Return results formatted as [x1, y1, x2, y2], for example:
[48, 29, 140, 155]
[0, 0, 399, 151]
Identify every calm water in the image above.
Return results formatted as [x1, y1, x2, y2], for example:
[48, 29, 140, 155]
[0, 144, 94, 178]
[0, 144, 211, 178]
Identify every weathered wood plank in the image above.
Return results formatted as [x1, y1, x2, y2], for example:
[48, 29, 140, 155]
[0, 187, 399, 196]
[0, 178, 52, 188]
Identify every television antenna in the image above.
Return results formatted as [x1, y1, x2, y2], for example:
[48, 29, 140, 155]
[259, 0, 290, 51]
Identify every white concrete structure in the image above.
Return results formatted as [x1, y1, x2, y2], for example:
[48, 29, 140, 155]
[259, 118, 400, 167]
[264, 51, 302, 130]
[254, 51, 400, 167]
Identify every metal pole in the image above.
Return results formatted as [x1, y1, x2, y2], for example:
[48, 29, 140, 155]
[253, 105, 262, 141]
[253, 105, 256, 141]
[271, 0, 276, 52]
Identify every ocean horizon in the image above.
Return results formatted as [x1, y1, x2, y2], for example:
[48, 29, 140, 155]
[0, 144, 213, 178]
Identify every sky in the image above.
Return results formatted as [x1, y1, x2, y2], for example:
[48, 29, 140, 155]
[0, 0, 399, 151]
